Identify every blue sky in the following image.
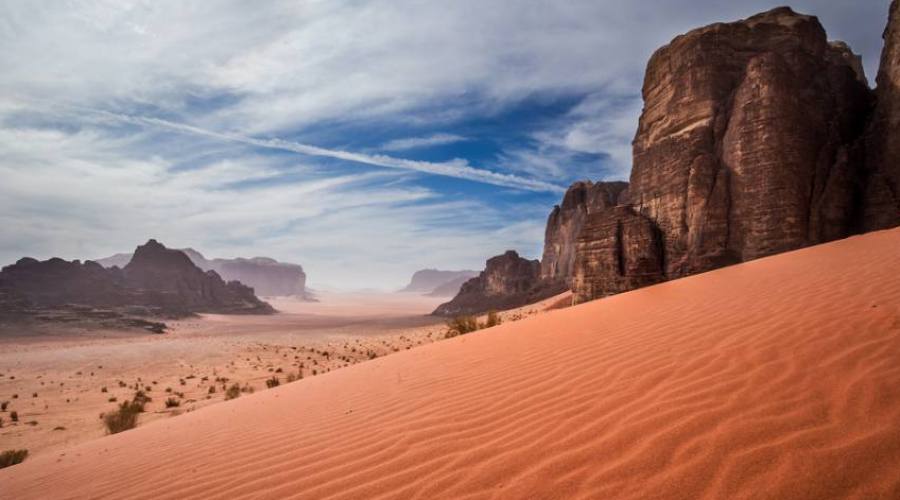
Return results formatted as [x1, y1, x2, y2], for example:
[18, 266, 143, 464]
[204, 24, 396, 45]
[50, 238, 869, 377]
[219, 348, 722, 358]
[0, 0, 891, 289]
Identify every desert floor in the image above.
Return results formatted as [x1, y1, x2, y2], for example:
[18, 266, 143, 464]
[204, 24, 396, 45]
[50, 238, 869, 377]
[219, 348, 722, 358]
[2, 229, 900, 499]
[0, 290, 563, 463]
[0, 292, 442, 458]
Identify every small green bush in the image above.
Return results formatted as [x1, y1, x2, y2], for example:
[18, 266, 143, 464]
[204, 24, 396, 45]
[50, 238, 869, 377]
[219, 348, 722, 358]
[0, 449, 28, 469]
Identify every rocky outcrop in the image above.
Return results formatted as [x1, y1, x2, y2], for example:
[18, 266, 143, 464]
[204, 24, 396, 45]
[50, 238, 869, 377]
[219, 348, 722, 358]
[573, 206, 664, 301]
[123, 240, 274, 314]
[0, 240, 273, 317]
[569, 7, 879, 304]
[541, 181, 628, 286]
[99, 248, 309, 298]
[864, 0, 900, 231]
[628, 7, 872, 282]
[433, 251, 549, 316]
[402, 269, 478, 295]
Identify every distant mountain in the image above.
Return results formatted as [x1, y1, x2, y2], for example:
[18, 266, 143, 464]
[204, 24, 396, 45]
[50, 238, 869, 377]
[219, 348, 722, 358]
[425, 275, 475, 297]
[1, 239, 273, 317]
[401, 269, 478, 294]
[98, 248, 308, 298]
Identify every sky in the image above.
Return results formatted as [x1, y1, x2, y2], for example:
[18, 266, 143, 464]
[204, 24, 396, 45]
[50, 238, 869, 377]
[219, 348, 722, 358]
[0, 0, 892, 290]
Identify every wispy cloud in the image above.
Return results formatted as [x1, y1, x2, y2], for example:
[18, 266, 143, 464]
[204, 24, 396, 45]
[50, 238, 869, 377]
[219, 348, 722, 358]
[380, 133, 468, 151]
[77, 107, 563, 193]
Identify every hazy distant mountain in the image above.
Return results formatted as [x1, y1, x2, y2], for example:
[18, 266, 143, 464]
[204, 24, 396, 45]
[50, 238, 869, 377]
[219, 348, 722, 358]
[97, 248, 308, 298]
[402, 269, 478, 295]
[425, 275, 476, 297]
[1, 239, 273, 316]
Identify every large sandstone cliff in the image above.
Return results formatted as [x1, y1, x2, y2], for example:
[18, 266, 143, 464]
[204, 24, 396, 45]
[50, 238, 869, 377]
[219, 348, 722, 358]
[864, 0, 900, 231]
[628, 7, 871, 282]
[440, 5, 900, 312]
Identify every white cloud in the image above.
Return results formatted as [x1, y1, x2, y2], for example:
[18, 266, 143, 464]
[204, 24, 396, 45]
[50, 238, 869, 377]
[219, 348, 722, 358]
[0, 116, 548, 288]
[380, 133, 468, 152]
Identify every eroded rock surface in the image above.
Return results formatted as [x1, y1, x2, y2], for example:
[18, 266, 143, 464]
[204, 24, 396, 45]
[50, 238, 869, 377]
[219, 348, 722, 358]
[864, 0, 900, 231]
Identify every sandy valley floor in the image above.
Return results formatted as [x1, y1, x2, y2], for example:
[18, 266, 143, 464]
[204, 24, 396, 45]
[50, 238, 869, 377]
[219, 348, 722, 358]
[0, 292, 452, 459]
[0, 291, 564, 461]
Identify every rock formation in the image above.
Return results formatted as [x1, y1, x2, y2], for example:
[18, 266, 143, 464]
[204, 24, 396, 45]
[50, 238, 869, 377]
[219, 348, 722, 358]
[122, 240, 274, 314]
[541, 181, 628, 286]
[441, 5, 900, 311]
[864, 0, 900, 231]
[573, 206, 664, 299]
[433, 251, 545, 316]
[402, 269, 478, 295]
[99, 248, 308, 298]
[0, 240, 273, 318]
[628, 7, 871, 282]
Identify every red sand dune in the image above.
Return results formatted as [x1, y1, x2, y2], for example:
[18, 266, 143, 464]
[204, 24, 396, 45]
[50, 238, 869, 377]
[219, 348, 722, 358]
[3, 228, 900, 499]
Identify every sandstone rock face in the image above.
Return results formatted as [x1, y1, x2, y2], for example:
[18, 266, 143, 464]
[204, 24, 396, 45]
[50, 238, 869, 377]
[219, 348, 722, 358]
[629, 7, 871, 280]
[541, 181, 628, 286]
[0, 257, 127, 308]
[864, 0, 900, 231]
[402, 269, 478, 295]
[573, 206, 664, 302]
[433, 251, 547, 316]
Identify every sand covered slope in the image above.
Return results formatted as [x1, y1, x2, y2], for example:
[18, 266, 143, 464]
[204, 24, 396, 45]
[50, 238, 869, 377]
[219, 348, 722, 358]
[3, 228, 900, 499]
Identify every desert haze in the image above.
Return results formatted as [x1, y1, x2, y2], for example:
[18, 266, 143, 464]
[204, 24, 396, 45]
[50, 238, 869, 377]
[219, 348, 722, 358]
[2, 1, 900, 499]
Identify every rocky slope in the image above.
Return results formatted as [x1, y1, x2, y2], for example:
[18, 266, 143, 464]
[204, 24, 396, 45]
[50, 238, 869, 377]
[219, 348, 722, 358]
[864, 0, 900, 231]
[402, 269, 478, 295]
[433, 251, 548, 316]
[0, 240, 273, 319]
[99, 248, 308, 298]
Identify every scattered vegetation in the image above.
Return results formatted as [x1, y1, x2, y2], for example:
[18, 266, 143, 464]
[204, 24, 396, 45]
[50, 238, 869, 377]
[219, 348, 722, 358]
[164, 397, 180, 408]
[265, 376, 280, 389]
[0, 449, 28, 469]
[10, 411, 18, 422]
[103, 401, 142, 434]
[224, 384, 241, 400]
[1, 401, 7, 411]
[445, 311, 502, 338]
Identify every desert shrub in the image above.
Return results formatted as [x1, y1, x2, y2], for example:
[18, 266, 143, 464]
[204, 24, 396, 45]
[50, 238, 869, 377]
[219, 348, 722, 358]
[208, 386, 216, 394]
[240, 384, 254, 394]
[164, 397, 180, 408]
[108, 397, 117, 402]
[10, 411, 18, 422]
[0, 449, 28, 468]
[224, 384, 241, 400]
[266, 376, 280, 389]
[103, 401, 142, 434]
[286, 373, 297, 383]
[482, 310, 502, 328]
[1, 401, 7, 411]
[446, 316, 479, 337]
